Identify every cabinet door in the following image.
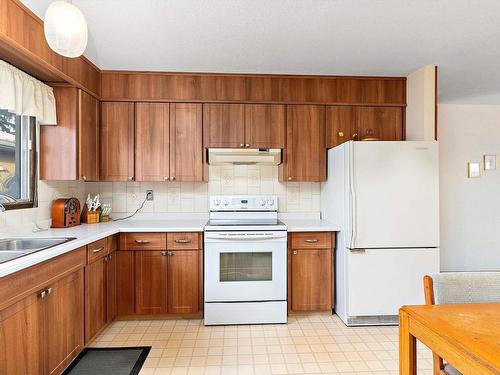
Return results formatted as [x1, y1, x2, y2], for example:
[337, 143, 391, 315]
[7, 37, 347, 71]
[135, 251, 167, 314]
[169, 103, 203, 181]
[106, 251, 117, 323]
[167, 250, 199, 314]
[116, 251, 135, 315]
[281, 105, 326, 182]
[135, 103, 170, 181]
[203, 104, 245, 147]
[79, 90, 100, 181]
[40, 86, 78, 180]
[44, 270, 84, 375]
[245, 104, 285, 148]
[84, 258, 106, 343]
[0, 294, 42, 375]
[100, 102, 135, 181]
[326, 106, 357, 148]
[356, 106, 403, 141]
[290, 248, 332, 311]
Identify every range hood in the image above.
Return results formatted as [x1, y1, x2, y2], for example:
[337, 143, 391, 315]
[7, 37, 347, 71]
[207, 148, 282, 165]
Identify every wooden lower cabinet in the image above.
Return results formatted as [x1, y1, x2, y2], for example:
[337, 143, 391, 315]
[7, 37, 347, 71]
[116, 251, 135, 315]
[0, 269, 84, 375]
[84, 257, 107, 343]
[288, 232, 334, 312]
[134, 249, 200, 315]
[135, 251, 168, 314]
[106, 250, 117, 323]
[167, 250, 199, 313]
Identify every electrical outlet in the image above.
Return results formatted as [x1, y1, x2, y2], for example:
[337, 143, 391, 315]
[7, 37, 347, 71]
[146, 190, 154, 201]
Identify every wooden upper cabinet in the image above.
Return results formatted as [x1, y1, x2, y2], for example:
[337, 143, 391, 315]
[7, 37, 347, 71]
[280, 105, 326, 182]
[357, 106, 403, 141]
[135, 103, 170, 182]
[203, 104, 245, 147]
[326, 106, 404, 148]
[100, 102, 135, 181]
[245, 104, 285, 148]
[169, 103, 203, 181]
[79, 90, 100, 181]
[40, 87, 99, 181]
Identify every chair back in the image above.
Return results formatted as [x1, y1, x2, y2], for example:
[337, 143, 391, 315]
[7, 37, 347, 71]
[430, 272, 500, 304]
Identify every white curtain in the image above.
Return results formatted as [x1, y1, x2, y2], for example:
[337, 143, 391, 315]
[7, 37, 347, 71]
[0, 59, 57, 125]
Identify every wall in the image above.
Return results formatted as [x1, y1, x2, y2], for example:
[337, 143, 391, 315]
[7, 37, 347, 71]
[406, 65, 436, 141]
[439, 104, 500, 271]
[0, 165, 320, 228]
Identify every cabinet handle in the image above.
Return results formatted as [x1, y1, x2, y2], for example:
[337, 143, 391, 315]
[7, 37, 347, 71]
[46, 287, 52, 296]
[170, 176, 176, 181]
[92, 247, 105, 253]
[168, 251, 173, 256]
[134, 239, 151, 244]
[240, 143, 244, 147]
[104, 255, 109, 262]
[288, 177, 292, 181]
[304, 239, 319, 243]
[128, 176, 134, 181]
[161, 251, 167, 256]
[245, 144, 250, 148]
[82, 176, 87, 181]
[38, 289, 47, 299]
[352, 133, 358, 139]
[293, 250, 298, 255]
[164, 176, 169, 181]
[337, 131, 344, 137]
[174, 239, 191, 244]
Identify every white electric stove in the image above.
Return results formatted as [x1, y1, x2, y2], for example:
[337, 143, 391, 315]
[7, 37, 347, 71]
[204, 195, 287, 325]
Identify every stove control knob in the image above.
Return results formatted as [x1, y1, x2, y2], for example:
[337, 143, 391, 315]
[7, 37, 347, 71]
[259, 199, 266, 207]
[223, 200, 229, 206]
[214, 199, 221, 206]
[267, 199, 275, 207]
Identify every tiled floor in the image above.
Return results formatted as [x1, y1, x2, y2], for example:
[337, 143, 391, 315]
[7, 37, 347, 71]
[91, 314, 434, 375]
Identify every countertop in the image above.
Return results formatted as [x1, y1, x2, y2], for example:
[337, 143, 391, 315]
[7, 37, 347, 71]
[0, 216, 339, 277]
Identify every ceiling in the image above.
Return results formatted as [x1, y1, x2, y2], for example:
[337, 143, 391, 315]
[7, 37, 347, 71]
[20, 0, 500, 104]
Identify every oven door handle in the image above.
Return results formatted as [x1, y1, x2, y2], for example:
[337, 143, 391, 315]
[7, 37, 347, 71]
[204, 234, 286, 241]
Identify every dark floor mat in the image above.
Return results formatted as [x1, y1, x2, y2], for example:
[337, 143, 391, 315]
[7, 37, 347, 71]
[62, 347, 151, 375]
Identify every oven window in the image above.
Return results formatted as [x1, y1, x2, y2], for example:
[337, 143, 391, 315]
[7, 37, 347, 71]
[220, 252, 272, 282]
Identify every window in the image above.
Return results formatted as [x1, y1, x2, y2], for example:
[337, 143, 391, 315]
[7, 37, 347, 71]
[0, 110, 37, 210]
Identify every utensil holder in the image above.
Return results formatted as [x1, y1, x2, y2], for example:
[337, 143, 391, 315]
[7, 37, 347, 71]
[101, 215, 110, 222]
[85, 211, 100, 224]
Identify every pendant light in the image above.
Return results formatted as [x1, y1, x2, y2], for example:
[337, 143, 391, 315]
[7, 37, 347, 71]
[44, 0, 88, 58]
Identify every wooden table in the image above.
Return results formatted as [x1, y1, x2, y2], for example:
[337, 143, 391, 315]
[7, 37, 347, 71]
[399, 303, 500, 375]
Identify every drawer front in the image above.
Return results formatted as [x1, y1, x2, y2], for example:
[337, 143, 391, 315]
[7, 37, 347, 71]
[167, 233, 199, 250]
[120, 233, 167, 250]
[87, 239, 107, 263]
[290, 232, 333, 249]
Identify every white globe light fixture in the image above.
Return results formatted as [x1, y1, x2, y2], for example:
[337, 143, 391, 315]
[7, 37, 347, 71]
[44, 1, 88, 58]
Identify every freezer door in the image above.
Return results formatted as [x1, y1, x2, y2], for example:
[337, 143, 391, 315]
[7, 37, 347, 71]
[351, 141, 439, 248]
[347, 247, 440, 316]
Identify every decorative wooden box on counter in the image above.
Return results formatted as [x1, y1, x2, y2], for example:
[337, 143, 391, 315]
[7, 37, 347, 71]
[288, 232, 335, 312]
[117, 232, 203, 317]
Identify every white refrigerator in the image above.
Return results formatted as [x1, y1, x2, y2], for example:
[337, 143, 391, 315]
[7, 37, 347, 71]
[321, 141, 440, 326]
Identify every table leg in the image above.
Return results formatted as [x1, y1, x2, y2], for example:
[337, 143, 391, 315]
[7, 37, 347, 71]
[399, 309, 417, 375]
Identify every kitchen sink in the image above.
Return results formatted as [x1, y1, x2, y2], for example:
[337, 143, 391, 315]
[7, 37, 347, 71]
[0, 237, 76, 264]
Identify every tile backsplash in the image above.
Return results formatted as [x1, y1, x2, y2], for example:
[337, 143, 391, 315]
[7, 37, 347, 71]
[0, 165, 320, 228]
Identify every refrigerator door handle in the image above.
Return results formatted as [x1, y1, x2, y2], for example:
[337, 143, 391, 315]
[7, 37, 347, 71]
[349, 143, 357, 248]
[350, 248, 366, 254]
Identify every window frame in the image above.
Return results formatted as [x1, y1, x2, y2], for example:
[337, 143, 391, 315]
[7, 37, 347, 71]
[0, 115, 38, 211]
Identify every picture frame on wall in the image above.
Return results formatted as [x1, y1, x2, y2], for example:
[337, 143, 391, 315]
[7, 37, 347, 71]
[468, 162, 481, 178]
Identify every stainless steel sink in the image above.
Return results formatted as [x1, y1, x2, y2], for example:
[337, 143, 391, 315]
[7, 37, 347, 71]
[0, 237, 75, 263]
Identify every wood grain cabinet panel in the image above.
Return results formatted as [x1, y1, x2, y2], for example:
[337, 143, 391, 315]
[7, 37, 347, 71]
[203, 104, 245, 147]
[0, 294, 42, 375]
[290, 248, 332, 312]
[120, 232, 167, 250]
[116, 251, 135, 315]
[167, 250, 199, 314]
[244, 104, 285, 148]
[135, 103, 170, 182]
[100, 102, 135, 181]
[326, 106, 404, 148]
[44, 270, 84, 375]
[40, 88, 99, 181]
[280, 105, 326, 182]
[167, 232, 200, 250]
[106, 250, 117, 323]
[84, 257, 106, 344]
[169, 103, 204, 181]
[135, 251, 168, 314]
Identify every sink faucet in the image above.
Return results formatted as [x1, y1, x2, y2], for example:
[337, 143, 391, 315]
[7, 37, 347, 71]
[0, 203, 4, 212]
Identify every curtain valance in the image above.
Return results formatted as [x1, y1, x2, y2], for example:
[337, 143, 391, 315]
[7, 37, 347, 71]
[0, 59, 57, 125]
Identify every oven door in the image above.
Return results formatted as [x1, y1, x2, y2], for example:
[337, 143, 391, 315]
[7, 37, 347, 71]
[204, 231, 287, 302]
